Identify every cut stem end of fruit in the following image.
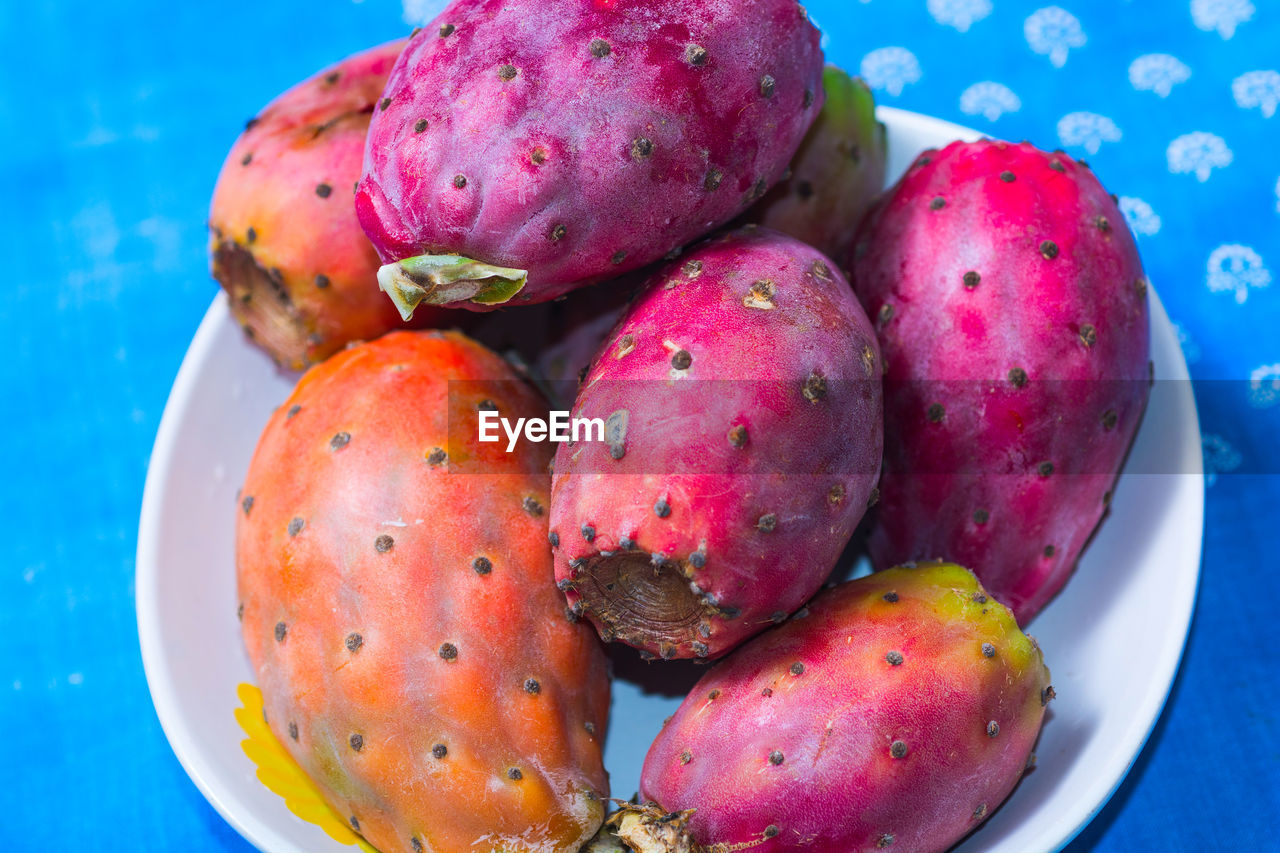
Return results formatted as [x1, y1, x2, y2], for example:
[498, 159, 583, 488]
[378, 254, 528, 317]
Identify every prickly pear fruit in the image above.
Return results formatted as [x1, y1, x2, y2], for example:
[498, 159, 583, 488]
[638, 562, 1052, 853]
[210, 40, 448, 370]
[236, 330, 610, 852]
[746, 67, 886, 261]
[850, 140, 1150, 623]
[549, 227, 883, 660]
[358, 0, 825, 313]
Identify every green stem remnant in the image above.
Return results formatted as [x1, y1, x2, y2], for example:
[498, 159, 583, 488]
[378, 254, 528, 317]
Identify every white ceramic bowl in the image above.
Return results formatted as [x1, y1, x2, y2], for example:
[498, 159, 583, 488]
[137, 108, 1204, 853]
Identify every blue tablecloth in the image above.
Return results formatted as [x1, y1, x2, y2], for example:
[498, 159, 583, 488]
[4, 0, 1277, 849]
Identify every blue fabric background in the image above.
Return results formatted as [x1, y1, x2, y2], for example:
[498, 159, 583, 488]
[3, 0, 1277, 849]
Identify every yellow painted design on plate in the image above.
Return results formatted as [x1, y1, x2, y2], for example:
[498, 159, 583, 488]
[234, 683, 378, 853]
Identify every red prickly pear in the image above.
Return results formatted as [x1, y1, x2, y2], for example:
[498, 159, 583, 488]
[236, 330, 610, 852]
[850, 139, 1151, 623]
[357, 0, 825, 313]
[637, 562, 1052, 853]
[746, 67, 887, 261]
[549, 227, 883, 660]
[210, 40, 455, 370]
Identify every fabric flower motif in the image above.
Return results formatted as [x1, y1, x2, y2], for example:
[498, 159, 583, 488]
[1172, 322, 1201, 364]
[1232, 70, 1280, 118]
[1202, 434, 1242, 486]
[860, 47, 923, 97]
[1025, 7, 1087, 68]
[1057, 112, 1121, 154]
[1206, 244, 1271, 303]
[1249, 364, 1280, 409]
[959, 82, 1022, 121]
[1167, 132, 1233, 182]
[1191, 0, 1255, 39]
[1129, 54, 1192, 97]
[1119, 197, 1162, 236]
[927, 0, 993, 32]
[401, 0, 449, 25]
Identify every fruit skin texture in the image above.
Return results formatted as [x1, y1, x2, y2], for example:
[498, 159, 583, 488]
[550, 227, 883, 660]
[210, 40, 446, 370]
[640, 562, 1052, 853]
[746, 66, 887, 261]
[850, 139, 1150, 624]
[356, 0, 825, 310]
[236, 330, 610, 853]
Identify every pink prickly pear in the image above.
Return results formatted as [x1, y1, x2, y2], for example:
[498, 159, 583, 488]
[746, 66, 887, 262]
[210, 40, 453, 370]
[850, 139, 1151, 623]
[357, 0, 825, 313]
[549, 227, 882, 661]
[636, 562, 1052, 853]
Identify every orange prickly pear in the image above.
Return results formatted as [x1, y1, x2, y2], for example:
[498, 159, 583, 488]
[236, 330, 610, 852]
[210, 41, 451, 370]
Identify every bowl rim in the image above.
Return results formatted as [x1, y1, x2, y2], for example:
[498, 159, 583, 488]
[1041, 275, 1203, 853]
[136, 107, 1204, 853]
[137, 293, 304, 853]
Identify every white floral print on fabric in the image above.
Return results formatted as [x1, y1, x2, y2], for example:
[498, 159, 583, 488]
[401, 0, 449, 25]
[1167, 132, 1233, 182]
[1232, 71, 1280, 118]
[1025, 7, 1087, 68]
[1119, 197, 1162, 236]
[860, 47, 923, 96]
[1057, 112, 1121, 154]
[928, 0, 993, 32]
[1191, 0, 1255, 39]
[1207, 244, 1271, 304]
[1172, 322, 1202, 364]
[1129, 54, 1192, 97]
[959, 82, 1022, 121]
[1202, 433, 1242, 486]
[1248, 364, 1280, 409]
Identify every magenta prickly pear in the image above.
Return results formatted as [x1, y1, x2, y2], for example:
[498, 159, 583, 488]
[850, 139, 1151, 623]
[746, 66, 887, 261]
[636, 562, 1052, 853]
[357, 0, 825, 313]
[549, 227, 883, 660]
